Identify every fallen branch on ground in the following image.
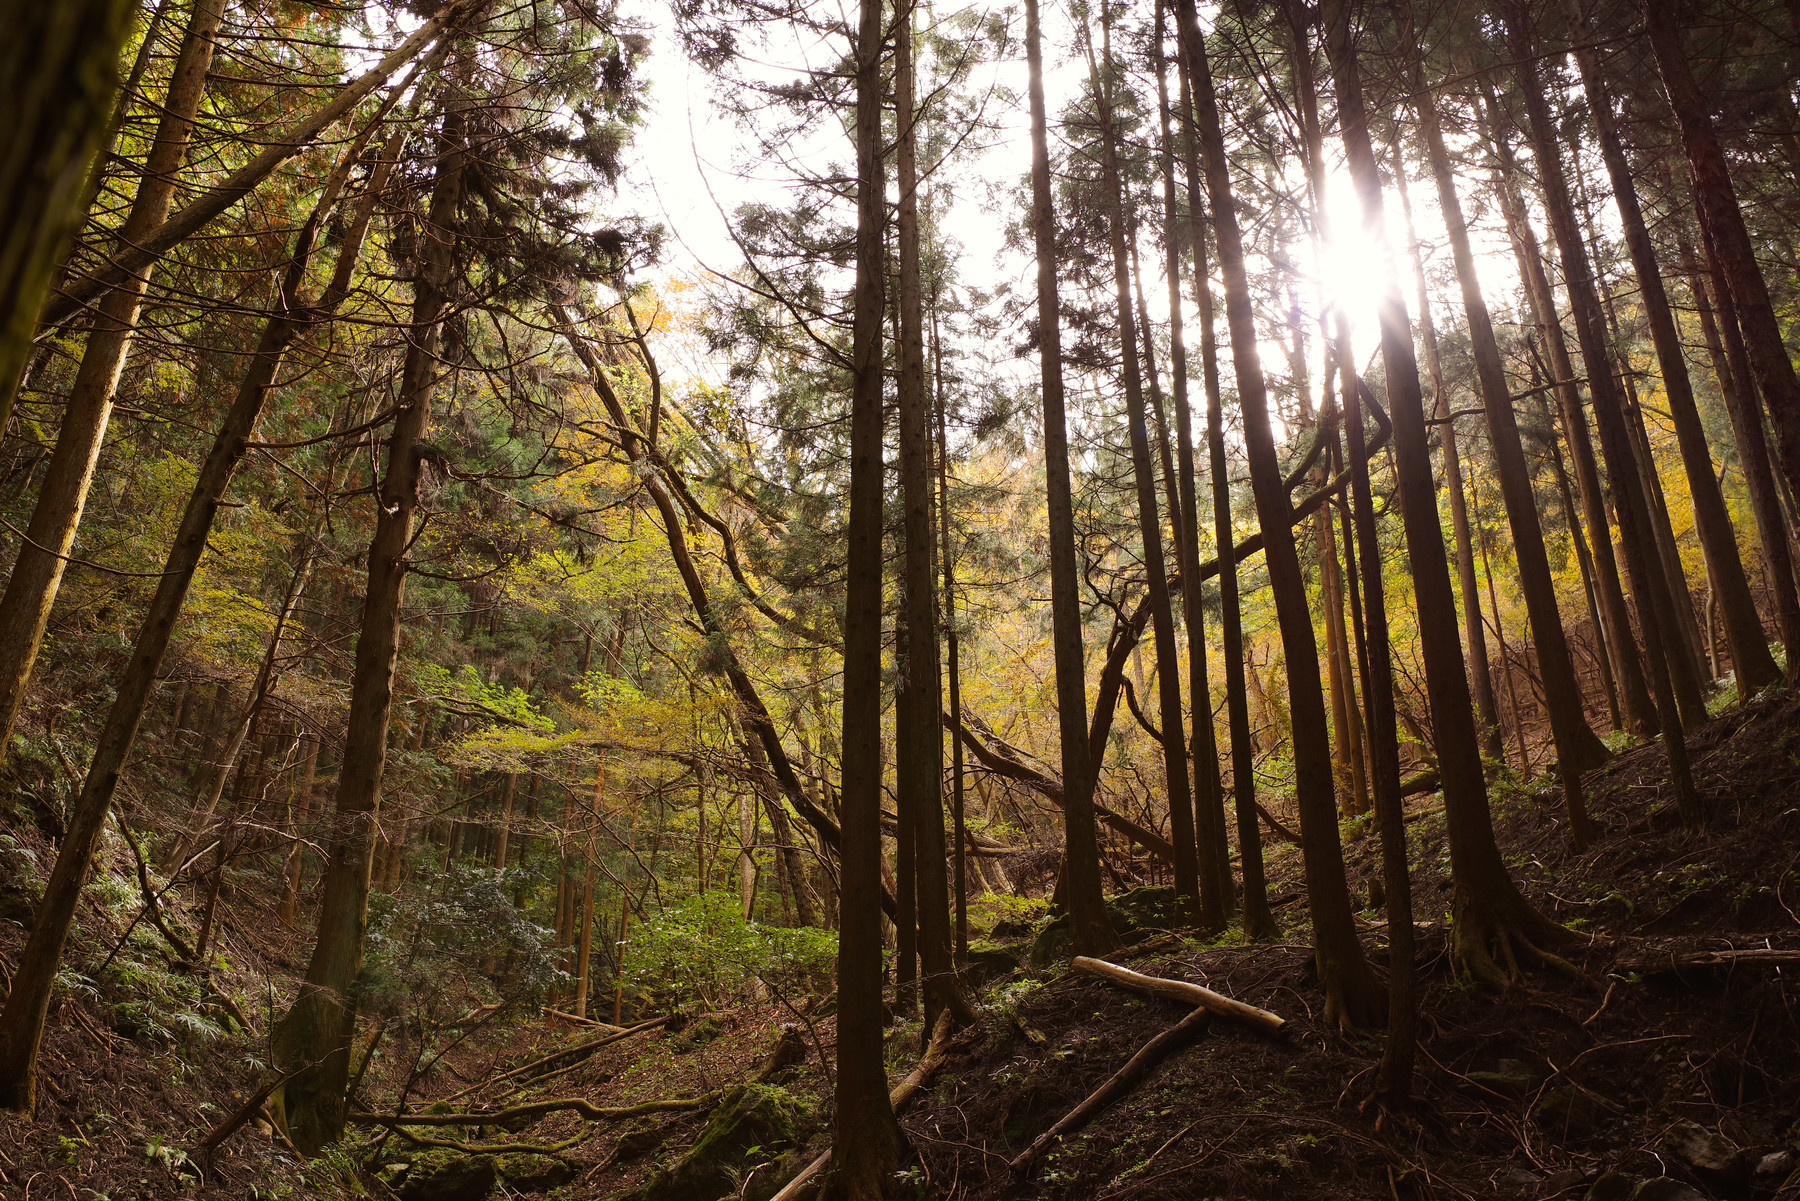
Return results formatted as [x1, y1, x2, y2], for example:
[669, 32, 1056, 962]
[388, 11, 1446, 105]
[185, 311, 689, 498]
[469, 1015, 673, 1098]
[1072, 957, 1286, 1035]
[1616, 948, 1800, 973]
[768, 1009, 960, 1201]
[350, 1092, 719, 1128]
[1010, 1007, 1214, 1173]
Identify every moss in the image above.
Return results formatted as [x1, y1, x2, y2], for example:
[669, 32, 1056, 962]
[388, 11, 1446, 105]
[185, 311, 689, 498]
[628, 1084, 812, 1201]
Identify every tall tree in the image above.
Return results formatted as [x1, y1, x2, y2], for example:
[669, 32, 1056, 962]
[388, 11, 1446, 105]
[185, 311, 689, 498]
[1178, 0, 1378, 1023]
[1319, 0, 1572, 980]
[823, 0, 905, 1187]
[1025, 0, 1116, 957]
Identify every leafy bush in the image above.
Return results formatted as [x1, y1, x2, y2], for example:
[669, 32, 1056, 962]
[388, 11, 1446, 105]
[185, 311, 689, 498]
[621, 891, 835, 1011]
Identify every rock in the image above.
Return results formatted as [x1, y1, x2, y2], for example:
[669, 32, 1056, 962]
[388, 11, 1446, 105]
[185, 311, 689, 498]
[396, 1149, 498, 1201]
[1534, 1085, 1621, 1137]
[755, 1025, 808, 1082]
[1588, 1170, 1641, 1201]
[1631, 1178, 1707, 1201]
[1028, 920, 1073, 968]
[990, 919, 1035, 940]
[628, 1084, 812, 1201]
[1467, 1058, 1541, 1098]
[496, 1153, 575, 1193]
[1754, 1150, 1793, 1177]
[1664, 1121, 1738, 1175]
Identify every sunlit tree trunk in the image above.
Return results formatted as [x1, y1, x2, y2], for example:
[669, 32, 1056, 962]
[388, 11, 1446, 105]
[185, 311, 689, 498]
[0, 0, 226, 760]
[934, 307, 970, 963]
[1179, 0, 1376, 1022]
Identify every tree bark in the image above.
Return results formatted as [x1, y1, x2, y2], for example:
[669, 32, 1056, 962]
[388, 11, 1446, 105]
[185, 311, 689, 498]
[824, 0, 906, 1188]
[1322, 0, 1572, 988]
[1505, 18, 1702, 822]
[1180, 0, 1377, 1025]
[1396, 4, 1609, 843]
[1088, 15, 1201, 930]
[0, 0, 135, 422]
[1641, 0, 1800, 514]
[270, 85, 469, 1153]
[1024, 0, 1115, 959]
[1563, 0, 1779, 693]
[0, 0, 226, 760]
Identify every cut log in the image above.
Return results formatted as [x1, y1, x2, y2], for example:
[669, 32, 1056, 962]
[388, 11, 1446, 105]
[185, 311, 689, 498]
[768, 1009, 958, 1201]
[1009, 1007, 1213, 1173]
[1072, 956, 1286, 1035]
[1617, 948, 1800, 973]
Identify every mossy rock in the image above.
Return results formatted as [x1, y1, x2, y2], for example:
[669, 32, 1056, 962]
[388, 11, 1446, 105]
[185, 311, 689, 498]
[628, 1084, 812, 1201]
[395, 1148, 497, 1201]
[497, 1152, 576, 1193]
[1028, 919, 1073, 968]
[670, 1012, 726, 1054]
[964, 945, 1024, 987]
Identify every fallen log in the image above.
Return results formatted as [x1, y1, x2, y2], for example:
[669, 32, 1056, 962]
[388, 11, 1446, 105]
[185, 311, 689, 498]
[1009, 1007, 1213, 1174]
[474, 1014, 673, 1096]
[1617, 948, 1800, 973]
[768, 1010, 959, 1201]
[1072, 957, 1286, 1036]
[349, 1092, 720, 1128]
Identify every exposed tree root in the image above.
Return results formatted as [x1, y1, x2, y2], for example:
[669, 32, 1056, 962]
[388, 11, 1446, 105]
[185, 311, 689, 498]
[1451, 889, 1582, 989]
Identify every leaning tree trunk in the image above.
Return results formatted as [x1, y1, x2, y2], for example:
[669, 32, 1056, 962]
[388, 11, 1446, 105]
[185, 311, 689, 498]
[0, 0, 136, 423]
[0, 0, 227, 760]
[1320, 0, 1573, 984]
[1506, 17, 1702, 823]
[1024, 0, 1116, 958]
[1397, 0, 1609, 847]
[1179, 0, 1379, 1024]
[269, 90, 469, 1154]
[1641, 0, 1800, 513]
[1564, 0, 1779, 693]
[0, 126, 388, 1113]
[824, 0, 906, 1190]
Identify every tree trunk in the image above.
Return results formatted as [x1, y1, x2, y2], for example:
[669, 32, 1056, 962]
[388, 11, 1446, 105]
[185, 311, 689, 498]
[1481, 91, 1657, 738]
[1321, 0, 1572, 986]
[934, 308, 970, 964]
[1685, 224, 1800, 660]
[0, 0, 136, 421]
[1383, 123, 1506, 770]
[0, 0, 226, 759]
[1153, 7, 1232, 922]
[1180, 0, 1377, 1024]
[0, 116, 389, 1110]
[1505, 17, 1702, 822]
[1396, 3, 1608, 840]
[280, 737, 322, 926]
[1175, 34, 1274, 937]
[1023, 0, 1115, 959]
[1088, 15, 1201, 929]
[270, 86, 468, 1153]
[1641, 0, 1800, 513]
[824, 0, 906, 1188]
[1563, 0, 1779, 693]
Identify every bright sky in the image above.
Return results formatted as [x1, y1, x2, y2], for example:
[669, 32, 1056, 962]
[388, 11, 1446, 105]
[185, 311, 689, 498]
[613, 0, 1547, 424]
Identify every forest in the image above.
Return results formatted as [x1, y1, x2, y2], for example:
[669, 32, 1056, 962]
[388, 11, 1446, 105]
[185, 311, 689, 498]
[0, 0, 1798, 1197]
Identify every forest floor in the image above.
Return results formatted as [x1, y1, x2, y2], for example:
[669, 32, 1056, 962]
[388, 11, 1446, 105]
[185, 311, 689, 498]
[3, 688, 1800, 1200]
